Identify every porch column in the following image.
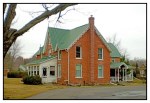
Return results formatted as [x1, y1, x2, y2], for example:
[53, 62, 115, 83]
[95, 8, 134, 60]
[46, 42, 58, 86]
[28, 66, 30, 75]
[125, 69, 127, 81]
[33, 66, 34, 76]
[36, 66, 37, 75]
[30, 66, 32, 76]
[131, 69, 133, 81]
[118, 68, 119, 82]
[115, 69, 116, 81]
[123, 68, 124, 81]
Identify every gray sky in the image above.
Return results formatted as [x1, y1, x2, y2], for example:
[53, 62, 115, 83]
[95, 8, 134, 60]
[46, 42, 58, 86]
[12, 4, 146, 59]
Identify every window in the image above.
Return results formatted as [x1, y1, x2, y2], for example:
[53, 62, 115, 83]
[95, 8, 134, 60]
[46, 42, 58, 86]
[98, 48, 103, 60]
[58, 50, 61, 60]
[76, 46, 82, 58]
[34, 66, 36, 75]
[112, 59, 115, 63]
[28, 66, 30, 75]
[76, 64, 82, 78]
[43, 67, 47, 76]
[50, 66, 55, 76]
[58, 64, 61, 78]
[98, 65, 103, 78]
[37, 66, 39, 75]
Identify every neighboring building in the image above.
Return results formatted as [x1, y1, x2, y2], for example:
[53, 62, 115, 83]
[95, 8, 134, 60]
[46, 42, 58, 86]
[26, 16, 133, 84]
[19, 65, 27, 71]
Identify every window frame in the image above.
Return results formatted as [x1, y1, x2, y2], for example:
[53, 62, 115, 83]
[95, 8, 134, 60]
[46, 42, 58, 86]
[98, 48, 103, 60]
[98, 65, 104, 78]
[57, 64, 61, 78]
[75, 64, 82, 78]
[76, 46, 82, 59]
[50, 66, 55, 76]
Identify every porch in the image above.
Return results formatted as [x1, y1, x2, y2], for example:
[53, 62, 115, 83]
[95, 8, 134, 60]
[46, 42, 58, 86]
[110, 62, 134, 82]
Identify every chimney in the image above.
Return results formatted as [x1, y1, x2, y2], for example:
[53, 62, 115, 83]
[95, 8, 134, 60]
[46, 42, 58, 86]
[89, 15, 95, 83]
[89, 15, 94, 28]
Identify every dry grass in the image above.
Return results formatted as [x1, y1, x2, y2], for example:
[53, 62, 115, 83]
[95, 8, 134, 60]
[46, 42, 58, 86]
[4, 78, 67, 99]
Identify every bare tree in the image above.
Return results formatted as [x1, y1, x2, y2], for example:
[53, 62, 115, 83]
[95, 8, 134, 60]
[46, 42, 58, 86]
[4, 4, 77, 58]
[6, 40, 22, 71]
[107, 34, 130, 62]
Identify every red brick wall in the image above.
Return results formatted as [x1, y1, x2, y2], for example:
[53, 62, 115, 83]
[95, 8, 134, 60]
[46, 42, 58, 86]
[57, 28, 111, 85]
[57, 50, 69, 85]
[111, 57, 121, 62]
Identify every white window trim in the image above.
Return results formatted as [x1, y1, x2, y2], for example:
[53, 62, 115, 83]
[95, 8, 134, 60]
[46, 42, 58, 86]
[57, 64, 61, 78]
[98, 65, 104, 78]
[76, 46, 82, 59]
[58, 50, 61, 60]
[50, 66, 55, 76]
[98, 48, 103, 60]
[75, 64, 82, 78]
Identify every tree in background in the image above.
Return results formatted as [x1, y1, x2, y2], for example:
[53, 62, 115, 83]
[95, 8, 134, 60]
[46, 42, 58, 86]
[107, 34, 130, 64]
[4, 40, 22, 71]
[4, 4, 77, 58]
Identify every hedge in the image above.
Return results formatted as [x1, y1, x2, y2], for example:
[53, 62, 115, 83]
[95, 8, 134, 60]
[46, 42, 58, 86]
[7, 71, 28, 78]
[23, 75, 42, 85]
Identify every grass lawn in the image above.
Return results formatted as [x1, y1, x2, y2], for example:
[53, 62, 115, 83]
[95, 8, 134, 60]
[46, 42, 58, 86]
[4, 78, 67, 99]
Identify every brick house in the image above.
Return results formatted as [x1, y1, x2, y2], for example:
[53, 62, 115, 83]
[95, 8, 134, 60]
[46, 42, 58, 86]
[26, 16, 133, 84]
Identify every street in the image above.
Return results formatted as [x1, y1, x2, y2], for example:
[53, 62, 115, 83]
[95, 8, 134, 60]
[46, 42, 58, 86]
[27, 85, 146, 99]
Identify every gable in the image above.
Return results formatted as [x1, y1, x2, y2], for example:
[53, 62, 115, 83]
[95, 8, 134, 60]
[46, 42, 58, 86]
[46, 24, 111, 52]
[47, 24, 89, 51]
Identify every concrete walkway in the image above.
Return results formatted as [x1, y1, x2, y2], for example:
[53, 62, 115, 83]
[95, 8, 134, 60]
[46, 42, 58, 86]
[27, 85, 146, 99]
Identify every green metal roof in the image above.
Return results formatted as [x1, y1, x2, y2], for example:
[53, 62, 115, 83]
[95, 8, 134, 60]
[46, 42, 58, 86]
[26, 55, 56, 65]
[108, 43, 121, 58]
[47, 24, 89, 51]
[45, 24, 111, 52]
[33, 46, 43, 56]
[110, 62, 128, 68]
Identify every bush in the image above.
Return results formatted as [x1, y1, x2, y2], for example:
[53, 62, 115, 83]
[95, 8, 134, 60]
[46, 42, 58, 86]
[23, 75, 42, 85]
[7, 71, 28, 78]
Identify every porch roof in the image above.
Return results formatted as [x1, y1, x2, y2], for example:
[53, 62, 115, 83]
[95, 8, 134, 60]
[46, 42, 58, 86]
[26, 55, 56, 65]
[110, 62, 128, 69]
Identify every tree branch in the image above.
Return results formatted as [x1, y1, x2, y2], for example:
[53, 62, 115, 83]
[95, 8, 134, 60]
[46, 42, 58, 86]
[15, 4, 77, 36]
[4, 4, 17, 36]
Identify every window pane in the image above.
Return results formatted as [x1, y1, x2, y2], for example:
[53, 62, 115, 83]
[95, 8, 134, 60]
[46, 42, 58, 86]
[58, 65, 61, 78]
[98, 65, 103, 77]
[98, 48, 103, 59]
[76, 46, 81, 58]
[50, 66, 55, 76]
[76, 64, 81, 77]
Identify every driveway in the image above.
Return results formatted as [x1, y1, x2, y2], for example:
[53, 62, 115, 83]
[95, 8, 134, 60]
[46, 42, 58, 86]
[27, 85, 146, 99]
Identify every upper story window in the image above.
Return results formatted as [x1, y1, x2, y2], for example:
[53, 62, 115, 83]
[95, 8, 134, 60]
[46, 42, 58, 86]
[98, 48, 103, 60]
[58, 50, 61, 60]
[76, 46, 82, 58]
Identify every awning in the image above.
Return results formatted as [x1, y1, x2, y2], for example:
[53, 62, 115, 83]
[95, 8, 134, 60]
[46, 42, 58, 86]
[110, 62, 128, 69]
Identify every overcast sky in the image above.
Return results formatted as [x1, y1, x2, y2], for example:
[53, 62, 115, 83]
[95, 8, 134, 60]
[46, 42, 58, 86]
[11, 4, 146, 60]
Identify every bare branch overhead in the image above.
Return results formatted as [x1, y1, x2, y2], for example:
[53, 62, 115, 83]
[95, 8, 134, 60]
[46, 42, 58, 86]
[15, 4, 77, 36]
